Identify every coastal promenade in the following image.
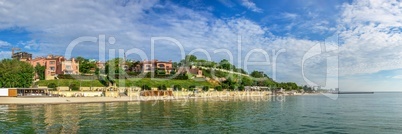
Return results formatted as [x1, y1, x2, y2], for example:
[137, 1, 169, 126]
[0, 91, 308, 105]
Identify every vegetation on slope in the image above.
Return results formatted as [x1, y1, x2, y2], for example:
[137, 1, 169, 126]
[36, 79, 106, 87]
[0, 59, 34, 88]
[115, 78, 215, 88]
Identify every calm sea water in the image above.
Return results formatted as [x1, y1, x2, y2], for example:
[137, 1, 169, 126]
[1, 93, 402, 133]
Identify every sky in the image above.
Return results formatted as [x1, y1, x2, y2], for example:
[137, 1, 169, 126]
[1, 0, 402, 91]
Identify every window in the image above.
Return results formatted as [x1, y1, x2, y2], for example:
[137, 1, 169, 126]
[50, 66, 55, 71]
[50, 61, 55, 64]
[66, 65, 71, 70]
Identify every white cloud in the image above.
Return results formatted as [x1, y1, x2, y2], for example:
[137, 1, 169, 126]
[282, 12, 298, 20]
[240, 0, 262, 13]
[0, 0, 337, 87]
[218, 0, 235, 7]
[0, 40, 10, 47]
[0, 51, 11, 59]
[19, 40, 40, 50]
[0, 0, 402, 91]
[391, 75, 402, 79]
[337, 0, 402, 76]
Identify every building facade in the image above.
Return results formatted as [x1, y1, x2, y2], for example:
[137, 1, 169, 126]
[135, 60, 173, 74]
[29, 55, 80, 80]
[177, 65, 203, 77]
[12, 52, 32, 61]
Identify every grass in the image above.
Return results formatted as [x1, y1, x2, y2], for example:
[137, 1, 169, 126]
[116, 78, 216, 88]
[36, 79, 106, 87]
[36, 78, 217, 88]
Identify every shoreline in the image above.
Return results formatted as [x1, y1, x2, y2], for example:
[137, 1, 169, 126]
[0, 92, 319, 105]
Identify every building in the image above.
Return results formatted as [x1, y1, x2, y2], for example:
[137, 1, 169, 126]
[177, 65, 203, 77]
[0, 88, 53, 97]
[11, 52, 32, 61]
[95, 61, 105, 69]
[29, 55, 80, 80]
[135, 60, 173, 74]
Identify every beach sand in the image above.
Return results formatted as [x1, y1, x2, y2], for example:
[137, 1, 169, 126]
[0, 91, 314, 105]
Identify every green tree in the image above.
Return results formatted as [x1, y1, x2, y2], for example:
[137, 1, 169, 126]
[172, 62, 179, 68]
[240, 76, 253, 86]
[180, 55, 198, 66]
[34, 63, 45, 80]
[278, 82, 298, 90]
[219, 59, 234, 70]
[95, 68, 100, 76]
[236, 68, 248, 74]
[221, 84, 228, 90]
[222, 77, 237, 87]
[228, 85, 236, 91]
[77, 57, 96, 74]
[170, 70, 176, 75]
[126, 60, 140, 72]
[105, 58, 126, 79]
[250, 71, 264, 78]
[0, 59, 34, 88]
[186, 55, 197, 62]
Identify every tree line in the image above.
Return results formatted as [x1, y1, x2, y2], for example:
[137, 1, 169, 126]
[0, 55, 301, 90]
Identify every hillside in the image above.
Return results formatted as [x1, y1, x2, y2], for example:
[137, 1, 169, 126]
[35, 55, 298, 90]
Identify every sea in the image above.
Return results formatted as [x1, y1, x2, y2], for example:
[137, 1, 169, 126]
[1, 93, 402, 133]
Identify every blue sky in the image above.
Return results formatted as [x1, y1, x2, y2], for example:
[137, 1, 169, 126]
[0, 0, 402, 91]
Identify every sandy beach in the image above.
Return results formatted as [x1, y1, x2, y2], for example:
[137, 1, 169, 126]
[0, 91, 314, 105]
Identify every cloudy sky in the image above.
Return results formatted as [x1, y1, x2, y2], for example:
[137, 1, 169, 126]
[1, 0, 402, 91]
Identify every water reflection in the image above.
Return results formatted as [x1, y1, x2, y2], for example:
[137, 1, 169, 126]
[2, 95, 401, 133]
[0, 98, 274, 133]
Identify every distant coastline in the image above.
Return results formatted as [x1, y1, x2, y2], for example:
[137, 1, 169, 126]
[333, 91, 374, 94]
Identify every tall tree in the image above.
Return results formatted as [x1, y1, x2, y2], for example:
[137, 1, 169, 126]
[219, 59, 234, 70]
[34, 63, 45, 80]
[0, 59, 34, 88]
[250, 71, 264, 78]
[76, 56, 96, 74]
[240, 76, 253, 86]
[180, 55, 197, 66]
[185, 55, 197, 62]
[105, 58, 125, 78]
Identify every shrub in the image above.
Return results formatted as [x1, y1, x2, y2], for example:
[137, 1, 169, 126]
[173, 85, 182, 91]
[202, 86, 209, 91]
[238, 85, 245, 91]
[229, 85, 236, 91]
[157, 85, 167, 90]
[58, 74, 97, 80]
[221, 84, 228, 90]
[127, 71, 140, 76]
[58, 74, 75, 79]
[170, 70, 176, 75]
[69, 83, 79, 91]
[188, 85, 196, 91]
[214, 86, 222, 91]
[141, 85, 151, 90]
[136, 72, 189, 80]
[47, 83, 57, 90]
